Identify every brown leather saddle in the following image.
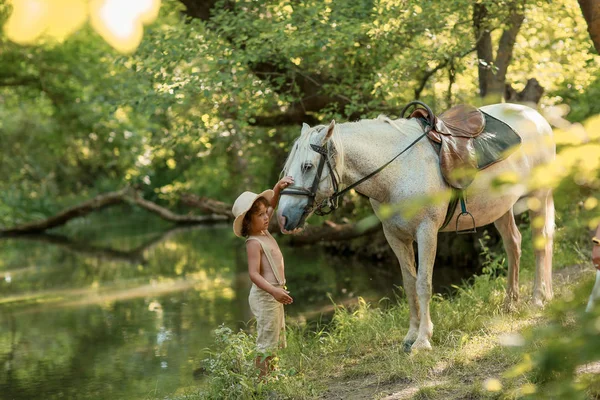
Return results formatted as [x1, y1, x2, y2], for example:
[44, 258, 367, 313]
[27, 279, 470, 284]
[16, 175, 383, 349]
[408, 104, 484, 190]
[401, 101, 521, 232]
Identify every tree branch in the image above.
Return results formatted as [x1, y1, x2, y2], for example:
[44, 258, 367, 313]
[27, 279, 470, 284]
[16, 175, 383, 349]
[414, 47, 477, 100]
[0, 188, 227, 236]
[285, 220, 381, 246]
[0, 77, 40, 87]
[180, 194, 234, 217]
[250, 111, 320, 127]
[578, 0, 600, 53]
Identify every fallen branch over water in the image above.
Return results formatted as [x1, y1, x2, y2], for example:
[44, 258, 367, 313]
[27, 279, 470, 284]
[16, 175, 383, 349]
[0, 188, 228, 235]
[285, 220, 381, 246]
[180, 193, 234, 218]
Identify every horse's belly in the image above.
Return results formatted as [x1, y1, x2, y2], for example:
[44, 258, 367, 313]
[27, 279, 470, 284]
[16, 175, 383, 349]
[439, 193, 521, 232]
[438, 151, 530, 232]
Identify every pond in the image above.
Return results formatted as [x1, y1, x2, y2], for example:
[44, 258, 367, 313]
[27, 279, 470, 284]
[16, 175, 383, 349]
[0, 210, 483, 399]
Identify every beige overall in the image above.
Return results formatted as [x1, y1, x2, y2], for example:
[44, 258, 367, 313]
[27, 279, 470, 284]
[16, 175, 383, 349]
[247, 231, 287, 353]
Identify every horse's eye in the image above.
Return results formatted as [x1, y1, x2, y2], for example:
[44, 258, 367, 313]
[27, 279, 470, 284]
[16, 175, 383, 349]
[301, 162, 313, 173]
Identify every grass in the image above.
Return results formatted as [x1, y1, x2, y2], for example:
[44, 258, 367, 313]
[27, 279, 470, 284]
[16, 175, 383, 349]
[182, 180, 600, 400]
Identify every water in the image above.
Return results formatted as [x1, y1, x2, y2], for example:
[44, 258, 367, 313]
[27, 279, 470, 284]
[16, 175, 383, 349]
[0, 212, 481, 399]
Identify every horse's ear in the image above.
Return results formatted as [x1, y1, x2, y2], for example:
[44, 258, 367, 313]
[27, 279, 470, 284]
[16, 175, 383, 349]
[301, 123, 310, 135]
[324, 120, 335, 143]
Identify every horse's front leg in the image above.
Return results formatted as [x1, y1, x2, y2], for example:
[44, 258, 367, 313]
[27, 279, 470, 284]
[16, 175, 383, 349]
[412, 222, 439, 351]
[382, 226, 419, 352]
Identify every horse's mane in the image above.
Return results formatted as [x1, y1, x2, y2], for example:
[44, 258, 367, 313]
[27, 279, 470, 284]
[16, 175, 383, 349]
[282, 116, 422, 180]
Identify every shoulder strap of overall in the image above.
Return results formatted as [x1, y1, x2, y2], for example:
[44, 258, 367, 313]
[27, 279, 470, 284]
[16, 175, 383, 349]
[246, 236, 284, 285]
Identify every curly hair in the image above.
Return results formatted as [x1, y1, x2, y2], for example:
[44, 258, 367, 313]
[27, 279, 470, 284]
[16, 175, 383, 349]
[241, 197, 270, 237]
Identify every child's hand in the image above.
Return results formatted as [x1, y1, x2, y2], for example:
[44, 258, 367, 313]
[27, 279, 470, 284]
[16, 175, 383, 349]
[271, 287, 293, 305]
[277, 176, 294, 191]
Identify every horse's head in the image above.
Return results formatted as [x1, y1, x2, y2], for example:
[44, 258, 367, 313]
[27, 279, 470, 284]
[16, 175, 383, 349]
[277, 120, 343, 233]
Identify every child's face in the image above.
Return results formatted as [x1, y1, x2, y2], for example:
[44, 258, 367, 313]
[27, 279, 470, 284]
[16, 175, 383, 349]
[249, 202, 269, 234]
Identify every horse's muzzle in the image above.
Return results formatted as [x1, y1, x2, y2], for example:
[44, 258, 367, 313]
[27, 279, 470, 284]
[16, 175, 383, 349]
[279, 207, 306, 232]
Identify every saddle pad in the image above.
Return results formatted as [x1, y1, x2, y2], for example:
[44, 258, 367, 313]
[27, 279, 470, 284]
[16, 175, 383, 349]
[474, 111, 522, 170]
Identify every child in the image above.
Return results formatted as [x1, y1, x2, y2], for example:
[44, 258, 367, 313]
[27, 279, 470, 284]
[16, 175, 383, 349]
[231, 176, 294, 376]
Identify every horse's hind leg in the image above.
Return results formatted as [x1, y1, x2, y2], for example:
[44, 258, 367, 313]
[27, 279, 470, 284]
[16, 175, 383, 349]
[530, 189, 555, 307]
[494, 207, 522, 311]
[382, 227, 419, 351]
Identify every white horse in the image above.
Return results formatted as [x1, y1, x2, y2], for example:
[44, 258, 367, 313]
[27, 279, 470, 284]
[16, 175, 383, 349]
[277, 103, 555, 351]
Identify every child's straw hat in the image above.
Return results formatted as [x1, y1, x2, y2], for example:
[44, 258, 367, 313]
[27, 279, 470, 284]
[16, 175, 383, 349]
[231, 190, 274, 237]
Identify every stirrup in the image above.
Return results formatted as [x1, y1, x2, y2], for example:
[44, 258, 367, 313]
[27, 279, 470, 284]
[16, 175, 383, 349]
[456, 211, 477, 234]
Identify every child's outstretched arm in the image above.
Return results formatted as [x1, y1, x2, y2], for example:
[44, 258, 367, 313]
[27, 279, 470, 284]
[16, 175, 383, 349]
[247, 240, 293, 304]
[267, 176, 294, 218]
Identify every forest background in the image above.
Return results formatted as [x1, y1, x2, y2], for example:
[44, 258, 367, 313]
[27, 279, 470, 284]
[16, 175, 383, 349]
[1, 0, 599, 231]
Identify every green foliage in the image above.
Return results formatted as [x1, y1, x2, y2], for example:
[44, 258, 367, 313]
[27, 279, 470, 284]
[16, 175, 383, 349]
[478, 229, 507, 277]
[553, 75, 600, 123]
[198, 325, 318, 399]
[199, 326, 261, 400]
[2, 1, 600, 395]
[498, 279, 600, 399]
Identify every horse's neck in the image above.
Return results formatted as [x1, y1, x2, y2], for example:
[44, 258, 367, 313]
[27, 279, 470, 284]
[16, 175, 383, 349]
[338, 119, 430, 202]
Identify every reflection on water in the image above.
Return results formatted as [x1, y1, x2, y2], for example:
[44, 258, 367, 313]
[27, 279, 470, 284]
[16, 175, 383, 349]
[0, 211, 481, 399]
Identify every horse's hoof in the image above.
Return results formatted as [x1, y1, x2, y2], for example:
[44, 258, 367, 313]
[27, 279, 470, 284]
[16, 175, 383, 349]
[402, 340, 414, 353]
[411, 339, 432, 352]
[503, 301, 517, 313]
[532, 298, 545, 308]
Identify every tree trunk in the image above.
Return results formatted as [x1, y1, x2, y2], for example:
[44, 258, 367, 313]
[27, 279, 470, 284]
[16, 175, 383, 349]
[473, 3, 495, 100]
[473, 2, 525, 104]
[578, 0, 600, 53]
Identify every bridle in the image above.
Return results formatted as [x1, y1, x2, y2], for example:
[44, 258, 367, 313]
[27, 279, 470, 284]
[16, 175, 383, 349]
[280, 101, 434, 223]
[280, 139, 341, 218]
